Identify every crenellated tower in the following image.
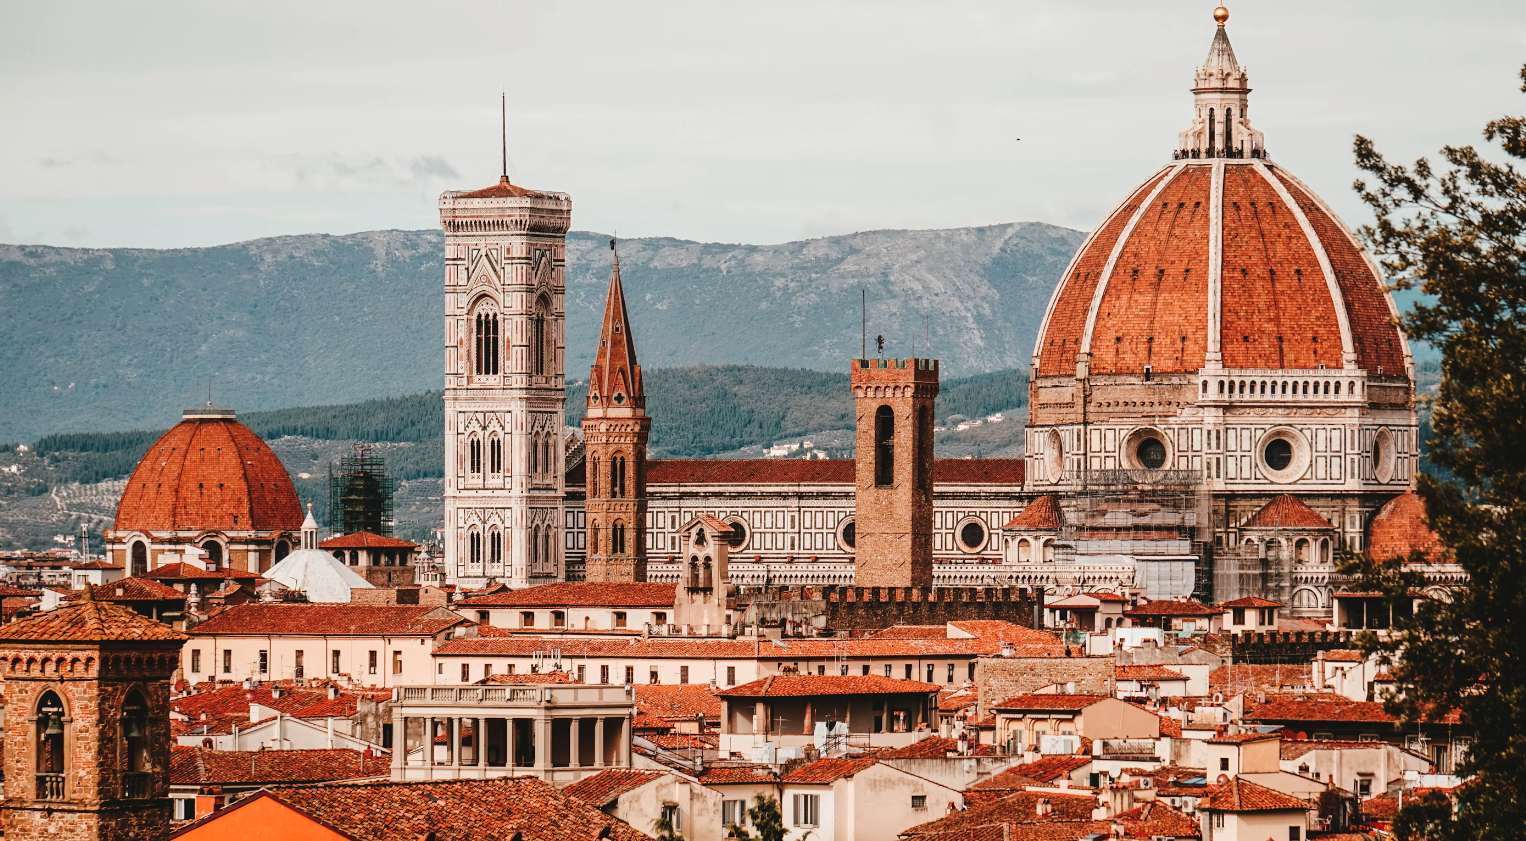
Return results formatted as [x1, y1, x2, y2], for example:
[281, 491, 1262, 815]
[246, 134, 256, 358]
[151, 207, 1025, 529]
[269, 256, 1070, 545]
[852, 357, 939, 588]
[581, 242, 651, 583]
[439, 173, 572, 588]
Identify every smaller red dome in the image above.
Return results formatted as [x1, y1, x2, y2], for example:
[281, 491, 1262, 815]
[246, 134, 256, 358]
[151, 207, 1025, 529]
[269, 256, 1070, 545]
[115, 408, 302, 534]
[1367, 492, 1445, 562]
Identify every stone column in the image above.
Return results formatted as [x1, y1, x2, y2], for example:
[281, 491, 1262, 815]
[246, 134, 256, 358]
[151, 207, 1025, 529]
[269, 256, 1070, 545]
[594, 717, 606, 768]
[755, 701, 767, 736]
[621, 715, 632, 767]
[477, 718, 487, 770]
[392, 713, 406, 776]
[428, 718, 438, 774]
[571, 716, 583, 767]
[535, 716, 551, 770]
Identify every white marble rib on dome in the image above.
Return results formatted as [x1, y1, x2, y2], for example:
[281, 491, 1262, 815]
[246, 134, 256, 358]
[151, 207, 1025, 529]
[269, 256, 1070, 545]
[263, 548, 374, 603]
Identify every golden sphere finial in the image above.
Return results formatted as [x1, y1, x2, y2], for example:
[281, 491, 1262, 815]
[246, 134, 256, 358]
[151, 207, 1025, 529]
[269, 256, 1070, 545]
[1213, 5, 1229, 25]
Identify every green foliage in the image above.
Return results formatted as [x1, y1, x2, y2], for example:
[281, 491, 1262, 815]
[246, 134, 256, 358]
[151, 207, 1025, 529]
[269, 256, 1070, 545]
[1342, 62, 1526, 841]
[243, 391, 443, 444]
[651, 812, 684, 841]
[744, 794, 785, 841]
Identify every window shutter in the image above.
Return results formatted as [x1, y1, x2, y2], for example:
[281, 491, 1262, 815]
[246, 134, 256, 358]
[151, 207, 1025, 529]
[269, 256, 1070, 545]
[793, 794, 803, 826]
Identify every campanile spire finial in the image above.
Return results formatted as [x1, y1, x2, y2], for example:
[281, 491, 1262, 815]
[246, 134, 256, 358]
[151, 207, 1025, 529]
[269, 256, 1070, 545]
[1214, 4, 1229, 26]
[1175, 7, 1265, 159]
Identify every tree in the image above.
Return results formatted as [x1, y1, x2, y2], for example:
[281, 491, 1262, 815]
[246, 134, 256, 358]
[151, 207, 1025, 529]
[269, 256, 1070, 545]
[1343, 63, 1526, 841]
[651, 810, 684, 841]
[741, 793, 786, 841]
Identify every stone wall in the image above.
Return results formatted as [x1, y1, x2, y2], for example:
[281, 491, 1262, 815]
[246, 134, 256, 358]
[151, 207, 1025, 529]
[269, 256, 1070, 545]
[973, 655, 1113, 716]
[1224, 629, 1358, 664]
[738, 585, 1041, 632]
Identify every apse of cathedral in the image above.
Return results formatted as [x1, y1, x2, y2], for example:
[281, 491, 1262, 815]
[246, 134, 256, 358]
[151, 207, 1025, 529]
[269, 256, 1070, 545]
[425, 7, 1452, 618]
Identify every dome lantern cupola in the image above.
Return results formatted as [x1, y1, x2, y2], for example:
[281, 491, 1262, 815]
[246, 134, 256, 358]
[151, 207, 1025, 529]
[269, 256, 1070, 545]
[1177, 5, 1265, 160]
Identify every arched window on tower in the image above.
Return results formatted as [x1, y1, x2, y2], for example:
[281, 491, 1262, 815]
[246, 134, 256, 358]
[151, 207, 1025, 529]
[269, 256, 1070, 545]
[688, 556, 699, 588]
[589, 457, 599, 497]
[35, 690, 67, 800]
[613, 520, 626, 555]
[469, 529, 481, 567]
[527, 526, 539, 570]
[474, 310, 500, 376]
[532, 296, 550, 376]
[590, 521, 599, 555]
[489, 435, 502, 475]
[130, 541, 148, 577]
[469, 437, 482, 476]
[541, 527, 553, 572]
[702, 558, 713, 589]
[274, 540, 290, 563]
[1225, 107, 1234, 153]
[613, 455, 627, 499]
[489, 527, 502, 567]
[528, 432, 539, 477]
[120, 689, 149, 798]
[874, 406, 895, 487]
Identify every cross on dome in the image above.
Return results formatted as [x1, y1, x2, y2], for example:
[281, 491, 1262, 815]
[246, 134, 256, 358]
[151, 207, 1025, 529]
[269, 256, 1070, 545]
[1176, 5, 1265, 160]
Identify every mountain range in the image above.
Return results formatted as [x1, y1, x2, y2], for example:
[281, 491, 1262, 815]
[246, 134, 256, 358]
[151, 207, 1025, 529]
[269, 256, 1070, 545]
[0, 223, 1086, 442]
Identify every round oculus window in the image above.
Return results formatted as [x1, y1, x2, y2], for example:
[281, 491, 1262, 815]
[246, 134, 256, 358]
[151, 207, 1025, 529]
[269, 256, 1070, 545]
[725, 519, 748, 548]
[1264, 439, 1293, 472]
[1137, 437, 1167, 470]
[959, 521, 987, 551]
[838, 519, 856, 550]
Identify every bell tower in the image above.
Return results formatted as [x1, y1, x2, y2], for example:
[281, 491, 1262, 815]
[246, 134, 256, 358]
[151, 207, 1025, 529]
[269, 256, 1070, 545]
[852, 357, 939, 588]
[439, 165, 572, 589]
[0, 587, 187, 841]
[582, 242, 650, 583]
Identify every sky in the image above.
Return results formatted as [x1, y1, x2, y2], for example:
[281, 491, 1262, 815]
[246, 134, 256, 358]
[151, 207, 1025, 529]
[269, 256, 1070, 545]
[2, 1, 1524, 249]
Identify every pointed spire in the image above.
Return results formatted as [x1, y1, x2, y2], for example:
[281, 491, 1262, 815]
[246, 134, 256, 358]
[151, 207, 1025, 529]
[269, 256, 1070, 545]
[587, 238, 643, 411]
[302, 502, 319, 550]
[1175, 4, 1265, 160]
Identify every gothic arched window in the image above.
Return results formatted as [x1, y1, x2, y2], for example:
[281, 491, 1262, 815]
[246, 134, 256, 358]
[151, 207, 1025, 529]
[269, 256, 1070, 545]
[489, 528, 502, 567]
[529, 432, 539, 477]
[589, 457, 599, 497]
[532, 296, 550, 376]
[121, 689, 149, 792]
[1225, 107, 1234, 153]
[130, 541, 148, 577]
[916, 405, 930, 489]
[489, 435, 502, 474]
[469, 529, 482, 566]
[590, 521, 599, 555]
[1208, 107, 1216, 153]
[613, 454, 627, 499]
[874, 406, 895, 487]
[469, 438, 482, 475]
[613, 520, 626, 555]
[702, 558, 713, 589]
[474, 309, 500, 376]
[36, 690, 67, 797]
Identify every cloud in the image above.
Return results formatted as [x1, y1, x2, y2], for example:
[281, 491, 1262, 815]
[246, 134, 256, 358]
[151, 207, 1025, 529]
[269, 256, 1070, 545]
[270, 153, 459, 193]
[38, 152, 120, 168]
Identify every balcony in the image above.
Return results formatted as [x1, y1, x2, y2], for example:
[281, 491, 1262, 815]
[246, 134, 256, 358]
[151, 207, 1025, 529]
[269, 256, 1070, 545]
[36, 774, 65, 800]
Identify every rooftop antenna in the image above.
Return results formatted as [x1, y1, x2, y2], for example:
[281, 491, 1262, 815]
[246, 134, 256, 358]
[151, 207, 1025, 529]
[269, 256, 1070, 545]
[501, 92, 508, 181]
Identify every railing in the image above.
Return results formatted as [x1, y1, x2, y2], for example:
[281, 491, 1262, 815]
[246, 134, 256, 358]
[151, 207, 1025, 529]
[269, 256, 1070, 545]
[123, 771, 152, 799]
[36, 774, 65, 800]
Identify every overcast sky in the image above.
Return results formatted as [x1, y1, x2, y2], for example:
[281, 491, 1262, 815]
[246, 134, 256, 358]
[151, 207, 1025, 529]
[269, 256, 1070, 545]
[2, 1, 1523, 249]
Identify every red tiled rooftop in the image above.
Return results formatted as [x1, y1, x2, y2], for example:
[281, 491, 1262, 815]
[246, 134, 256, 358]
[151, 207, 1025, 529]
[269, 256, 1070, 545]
[189, 603, 465, 637]
[1004, 495, 1064, 530]
[1241, 494, 1333, 530]
[717, 674, 939, 698]
[1199, 776, 1312, 812]
[146, 563, 263, 581]
[114, 413, 301, 533]
[1220, 596, 1283, 608]
[1116, 665, 1188, 681]
[878, 736, 999, 759]
[453, 176, 557, 200]
[319, 531, 419, 550]
[1207, 731, 1281, 745]
[968, 755, 1093, 789]
[634, 683, 721, 721]
[783, 754, 880, 784]
[170, 746, 388, 786]
[1244, 697, 1396, 724]
[1124, 598, 1222, 617]
[562, 769, 665, 807]
[73, 577, 186, 603]
[1367, 491, 1446, 562]
[0, 589, 186, 643]
[990, 694, 1111, 712]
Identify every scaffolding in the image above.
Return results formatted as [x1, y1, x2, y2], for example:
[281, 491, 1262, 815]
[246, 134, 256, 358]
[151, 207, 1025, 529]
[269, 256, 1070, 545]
[328, 443, 396, 537]
[1053, 469, 1214, 601]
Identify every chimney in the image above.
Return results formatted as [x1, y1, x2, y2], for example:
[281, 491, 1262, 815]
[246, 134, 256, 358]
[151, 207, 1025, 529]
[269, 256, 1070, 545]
[1035, 797, 1051, 816]
[328, 685, 338, 700]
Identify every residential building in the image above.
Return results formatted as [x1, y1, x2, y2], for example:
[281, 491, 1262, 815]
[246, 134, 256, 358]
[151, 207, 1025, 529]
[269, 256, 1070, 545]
[169, 747, 390, 822]
[715, 675, 939, 756]
[565, 769, 724, 841]
[456, 581, 678, 630]
[989, 694, 1161, 752]
[1197, 777, 1314, 841]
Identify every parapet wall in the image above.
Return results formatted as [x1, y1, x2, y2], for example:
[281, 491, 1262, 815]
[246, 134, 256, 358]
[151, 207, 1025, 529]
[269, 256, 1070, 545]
[737, 585, 1041, 631]
[1220, 629, 1359, 664]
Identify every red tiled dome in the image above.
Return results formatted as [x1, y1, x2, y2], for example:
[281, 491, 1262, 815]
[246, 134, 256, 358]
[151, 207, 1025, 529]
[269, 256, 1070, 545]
[1034, 160, 1408, 382]
[114, 409, 301, 534]
[1367, 492, 1445, 562]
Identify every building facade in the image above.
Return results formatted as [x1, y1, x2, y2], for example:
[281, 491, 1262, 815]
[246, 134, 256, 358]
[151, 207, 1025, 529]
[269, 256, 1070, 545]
[440, 174, 572, 588]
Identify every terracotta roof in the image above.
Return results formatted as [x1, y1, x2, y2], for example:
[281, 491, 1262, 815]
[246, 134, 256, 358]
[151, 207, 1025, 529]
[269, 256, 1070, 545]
[586, 250, 644, 410]
[319, 531, 418, 550]
[170, 746, 388, 786]
[1199, 776, 1312, 812]
[0, 584, 43, 597]
[434, 633, 1057, 660]
[146, 563, 263, 581]
[74, 577, 186, 603]
[1220, 596, 1283, 608]
[634, 683, 721, 722]
[0, 589, 187, 642]
[562, 769, 665, 807]
[1243, 697, 1396, 724]
[114, 412, 302, 533]
[990, 694, 1111, 712]
[1208, 664, 1314, 695]
[908, 789, 1099, 836]
[1241, 494, 1333, 530]
[783, 754, 881, 784]
[1004, 495, 1064, 530]
[1367, 492, 1446, 562]
[475, 671, 580, 685]
[1115, 800, 1200, 837]
[1033, 161, 1407, 380]
[1322, 649, 1366, 662]
[938, 689, 979, 712]
[458, 582, 676, 608]
[180, 776, 651, 841]
[1279, 737, 1393, 760]
[1207, 731, 1280, 745]
[189, 604, 465, 637]
[172, 684, 386, 722]
[698, 765, 774, 785]
[1116, 665, 1188, 681]
[1124, 598, 1222, 617]
[969, 755, 1093, 788]
[453, 176, 556, 200]
[877, 736, 999, 759]
[69, 560, 122, 570]
[644, 459, 1025, 486]
[717, 675, 939, 698]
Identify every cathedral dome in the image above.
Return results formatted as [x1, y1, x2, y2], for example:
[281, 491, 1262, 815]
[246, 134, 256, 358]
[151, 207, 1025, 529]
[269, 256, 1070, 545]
[114, 407, 302, 534]
[1032, 17, 1409, 386]
[1366, 492, 1445, 562]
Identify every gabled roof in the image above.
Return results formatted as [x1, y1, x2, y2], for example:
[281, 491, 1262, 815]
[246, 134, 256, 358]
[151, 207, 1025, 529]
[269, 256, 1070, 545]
[0, 587, 186, 643]
[319, 532, 418, 550]
[1114, 800, 1200, 837]
[877, 737, 999, 759]
[1198, 777, 1312, 812]
[1115, 665, 1188, 681]
[189, 604, 464, 637]
[1243, 697, 1396, 724]
[147, 563, 263, 581]
[173, 776, 651, 841]
[1124, 598, 1222, 617]
[458, 582, 676, 608]
[1241, 494, 1333, 530]
[717, 674, 939, 698]
[783, 754, 881, 784]
[453, 175, 556, 200]
[634, 683, 721, 722]
[968, 755, 1093, 789]
[75, 577, 186, 603]
[990, 694, 1111, 712]
[1220, 596, 1283, 608]
[170, 747, 389, 786]
[1003, 495, 1064, 530]
[562, 769, 666, 807]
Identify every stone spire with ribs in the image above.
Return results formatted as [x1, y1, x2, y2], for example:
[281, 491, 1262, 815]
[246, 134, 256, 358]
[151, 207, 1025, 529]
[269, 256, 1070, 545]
[587, 240, 643, 411]
[1176, 5, 1265, 159]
